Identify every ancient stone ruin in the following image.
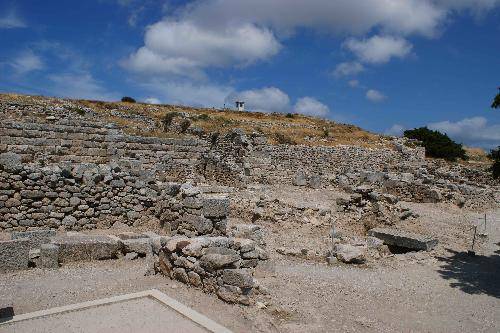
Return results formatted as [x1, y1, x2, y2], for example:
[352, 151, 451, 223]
[0, 95, 498, 309]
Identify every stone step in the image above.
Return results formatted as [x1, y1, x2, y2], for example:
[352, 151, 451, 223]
[368, 227, 438, 251]
[0, 125, 205, 147]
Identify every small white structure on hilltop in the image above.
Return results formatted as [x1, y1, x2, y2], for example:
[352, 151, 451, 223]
[235, 101, 245, 111]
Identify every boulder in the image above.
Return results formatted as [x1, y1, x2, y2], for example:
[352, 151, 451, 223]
[200, 247, 240, 270]
[368, 228, 438, 251]
[334, 244, 366, 264]
[222, 269, 254, 288]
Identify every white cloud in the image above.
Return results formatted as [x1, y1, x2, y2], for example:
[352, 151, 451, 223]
[180, 0, 446, 37]
[0, 9, 26, 29]
[225, 87, 290, 113]
[348, 79, 360, 88]
[140, 79, 234, 108]
[224, 87, 329, 117]
[428, 117, 500, 148]
[126, 20, 281, 79]
[47, 72, 118, 101]
[434, 0, 500, 12]
[293, 97, 329, 117]
[366, 89, 387, 102]
[385, 124, 406, 136]
[333, 62, 364, 77]
[10, 50, 43, 74]
[345, 35, 413, 64]
[144, 97, 161, 104]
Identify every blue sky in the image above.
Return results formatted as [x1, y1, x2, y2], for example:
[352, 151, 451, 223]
[0, 0, 499, 148]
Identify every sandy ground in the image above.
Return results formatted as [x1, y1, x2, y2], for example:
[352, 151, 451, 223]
[1, 206, 499, 332]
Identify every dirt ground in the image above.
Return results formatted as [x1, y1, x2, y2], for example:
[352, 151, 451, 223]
[1, 202, 499, 332]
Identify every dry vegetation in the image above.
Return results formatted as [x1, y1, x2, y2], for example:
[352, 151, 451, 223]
[1, 93, 391, 148]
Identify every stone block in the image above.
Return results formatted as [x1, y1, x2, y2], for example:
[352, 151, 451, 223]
[51, 235, 121, 262]
[222, 269, 254, 288]
[122, 238, 153, 255]
[200, 247, 240, 270]
[334, 244, 366, 264]
[11, 229, 56, 248]
[39, 243, 59, 269]
[0, 238, 30, 273]
[0, 152, 22, 173]
[368, 228, 438, 251]
[202, 197, 229, 219]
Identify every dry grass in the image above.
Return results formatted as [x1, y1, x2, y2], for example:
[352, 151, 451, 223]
[464, 146, 491, 164]
[1, 93, 391, 148]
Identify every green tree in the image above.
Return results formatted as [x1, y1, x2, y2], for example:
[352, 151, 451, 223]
[492, 88, 500, 109]
[488, 146, 500, 179]
[404, 127, 467, 161]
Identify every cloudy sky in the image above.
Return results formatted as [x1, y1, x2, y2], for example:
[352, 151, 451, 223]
[0, 1, 499, 148]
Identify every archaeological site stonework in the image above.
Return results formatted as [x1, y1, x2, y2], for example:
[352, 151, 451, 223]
[0, 95, 498, 307]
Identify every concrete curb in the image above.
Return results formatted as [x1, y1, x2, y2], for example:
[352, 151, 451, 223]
[0, 289, 232, 333]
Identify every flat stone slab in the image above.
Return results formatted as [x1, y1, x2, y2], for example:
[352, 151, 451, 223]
[11, 230, 56, 248]
[0, 239, 30, 273]
[0, 290, 231, 333]
[368, 228, 438, 251]
[51, 235, 121, 262]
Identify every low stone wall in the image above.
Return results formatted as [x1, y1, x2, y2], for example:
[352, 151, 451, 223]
[0, 152, 161, 231]
[154, 183, 229, 237]
[157, 235, 268, 305]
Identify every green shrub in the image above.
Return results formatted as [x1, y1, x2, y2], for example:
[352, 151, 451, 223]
[285, 113, 294, 118]
[179, 119, 191, 133]
[492, 89, 500, 109]
[488, 146, 500, 179]
[403, 127, 467, 161]
[161, 112, 180, 131]
[121, 96, 136, 103]
[196, 114, 210, 121]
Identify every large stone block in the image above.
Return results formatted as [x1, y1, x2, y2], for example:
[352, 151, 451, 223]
[39, 243, 59, 269]
[222, 269, 254, 288]
[368, 228, 438, 251]
[0, 238, 30, 273]
[11, 230, 56, 248]
[202, 197, 229, 218]
[0, 152, 22, 173]
[51, 235, 122, 262]
[122, 238, 153, 255]
[200, 247, 240, 270]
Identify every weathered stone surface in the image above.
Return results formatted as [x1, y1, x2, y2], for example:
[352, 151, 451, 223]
[222, 269, 254, 288]
[368, 228, 438, 251]
[0, 238, 30, 272]
[122, 238, 152, 255]
[334, 244, 366, 264]
[200, 247, 240, 270]
[117, 232, 146, 240]
[11, 229, 56, 248]
[0, 152, 22, 173]
[172, 267, 189, 283]
[51, 235, 121, 262]
[187, 271, 202, 287]
[202, 197, 229, 218]
[182, 214, 213, 234]
[39, 243, 59, 268]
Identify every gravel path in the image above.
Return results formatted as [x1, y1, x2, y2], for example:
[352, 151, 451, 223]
[1, 208, 498, 332]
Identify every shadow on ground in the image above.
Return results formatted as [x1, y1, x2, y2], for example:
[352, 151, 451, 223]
[436, 243, 500, 298]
